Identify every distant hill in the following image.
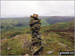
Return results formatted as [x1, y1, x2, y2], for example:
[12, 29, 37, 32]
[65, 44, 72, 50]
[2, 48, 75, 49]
[44, 21, 74, 32]
[0, 16, 74, 31]
[39, 16, 74, 24]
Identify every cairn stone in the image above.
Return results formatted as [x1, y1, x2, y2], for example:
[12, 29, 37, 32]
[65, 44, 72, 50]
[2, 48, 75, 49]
[29, 14, 43, 55]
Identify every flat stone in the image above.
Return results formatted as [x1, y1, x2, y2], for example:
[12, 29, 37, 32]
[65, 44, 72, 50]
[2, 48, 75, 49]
[24, 54, 30, 56]
[47, 51, 54, 54]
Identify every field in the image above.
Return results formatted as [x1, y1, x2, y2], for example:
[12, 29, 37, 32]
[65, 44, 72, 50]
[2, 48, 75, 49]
[0, 16, 74, 55]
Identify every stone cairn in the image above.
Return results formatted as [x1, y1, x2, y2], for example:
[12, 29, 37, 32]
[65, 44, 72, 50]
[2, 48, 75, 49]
[29, 14, 43, 56]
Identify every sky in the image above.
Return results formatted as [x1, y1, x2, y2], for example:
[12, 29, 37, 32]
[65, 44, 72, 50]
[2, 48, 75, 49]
[1, 1, 74, 18]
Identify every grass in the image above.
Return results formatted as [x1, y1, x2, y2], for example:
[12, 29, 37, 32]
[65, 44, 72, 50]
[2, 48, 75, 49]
[1, 21, 74, 55]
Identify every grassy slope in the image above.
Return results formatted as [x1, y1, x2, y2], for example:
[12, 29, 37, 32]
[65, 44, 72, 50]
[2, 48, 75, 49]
[1, 21, 74, 55]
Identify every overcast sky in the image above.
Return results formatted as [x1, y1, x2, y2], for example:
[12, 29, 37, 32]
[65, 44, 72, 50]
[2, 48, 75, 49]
[1, 1, 74, 18]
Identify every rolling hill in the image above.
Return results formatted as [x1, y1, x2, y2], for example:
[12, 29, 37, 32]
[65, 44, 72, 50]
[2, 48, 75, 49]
[1, 20, 74, 55]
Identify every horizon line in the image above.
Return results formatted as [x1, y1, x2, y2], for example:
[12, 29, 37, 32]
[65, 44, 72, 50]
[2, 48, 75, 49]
[0, 16, 74, 18]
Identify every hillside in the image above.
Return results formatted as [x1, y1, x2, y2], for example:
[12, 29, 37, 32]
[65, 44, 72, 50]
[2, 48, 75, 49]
[0, 16, 74, 31]
[1, 21, 74, 55]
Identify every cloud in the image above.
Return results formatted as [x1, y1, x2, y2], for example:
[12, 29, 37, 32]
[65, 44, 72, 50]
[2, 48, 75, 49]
[1, 1, 74, 18]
